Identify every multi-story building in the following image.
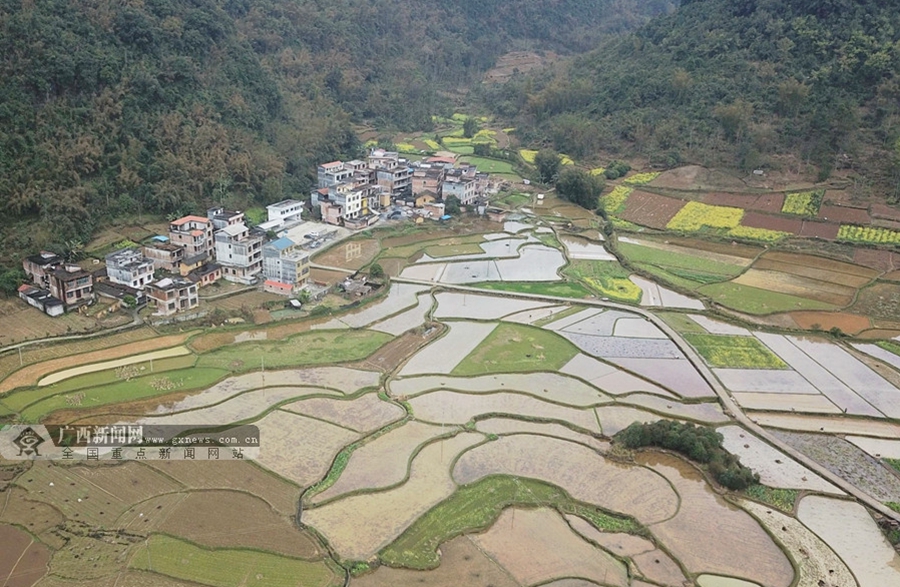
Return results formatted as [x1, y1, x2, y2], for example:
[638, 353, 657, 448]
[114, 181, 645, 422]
[412, 166, 445, 197]
[22, 251, 62, 288]
[207, 207, 245, 231]
[169, 215, 214, 263]
[261, 237, 310, 295]
[146, 277, 199, 316]
[317, 161, 353, 187]
[142, 242, 184, 272]
[49, 265, 94, 310]
[18, 285, 64, 316]
[266, 199, 304, 226]
[441, 175, 477, 205]
[106, 248, 155, 289]
[214, 223, 263, 284]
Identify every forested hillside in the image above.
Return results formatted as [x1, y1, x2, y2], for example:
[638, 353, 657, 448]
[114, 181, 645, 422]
[0, 0, 673, 256]
[486, 0, 900, 193]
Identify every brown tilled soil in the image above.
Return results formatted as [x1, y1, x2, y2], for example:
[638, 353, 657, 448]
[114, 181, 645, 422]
[849, 282, 900, 321]
[619, 191, 685, 229]
[758, 251, 880, 283]
[854, 248, 900, 272]
[483, 51, 553, 85]
[741, 211, 803, 234]
[313, 239, 380, 270]
[355, 325, 444, 373]
[818, 204, 871, 224]
[871, 203, 900, 221]
[788, 311, 871, 334]
[0, 524, 50, 587]
[799, 220, 840, 239]
[701, 192, 785, 213]
[732, 269, 855, 306]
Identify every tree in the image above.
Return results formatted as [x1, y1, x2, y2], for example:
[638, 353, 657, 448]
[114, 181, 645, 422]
[534, 149, 561, 183]
[369, 263, 385, 279]
[444, 195, 461, 215]
[556, 167, 605, 210]
[463, 117, 479, 138]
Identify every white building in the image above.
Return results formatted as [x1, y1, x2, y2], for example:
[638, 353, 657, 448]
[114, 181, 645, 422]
[214, 223, 264, 284]
[266, 199, 304, 224]
[146, 277, 199, 316]
[105, 248, 155, 289]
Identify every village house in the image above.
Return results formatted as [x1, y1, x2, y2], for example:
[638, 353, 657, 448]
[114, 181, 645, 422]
[49, 264, 94, 310]
[22, 251, 62, 288]
[214, 223, 264, 284]
[142, 242, 184, 272]
[17, 285, 64, 317]
[411, 165, 445, 197]
[106, 248, 155, 289]
[261, 236, 310, 295]
[266, 199, 304, 227]
[187, 262, 222, 288]
[169, 215, 214, 260]
[146, 277, 199, 316]
[207, 207, 245, 231]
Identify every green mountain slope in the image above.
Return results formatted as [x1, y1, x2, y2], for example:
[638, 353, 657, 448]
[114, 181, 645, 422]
[488, 0, 900, 189]
[0, 0, 673, 256]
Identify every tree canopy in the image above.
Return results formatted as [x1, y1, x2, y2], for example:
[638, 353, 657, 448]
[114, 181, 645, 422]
[555, 167, 605, 210]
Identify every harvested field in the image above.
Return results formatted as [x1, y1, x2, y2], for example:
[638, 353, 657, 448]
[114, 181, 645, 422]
[619, 394, 726, 423]
[358, 329, 438, 373]
[797, 495, 900, 587]
[398, 321, 496, 376]
[0, 332, 195, 394]
[702, 192, 784, 213]
[756, 251, 878, 285]
[638, 453, 794, 587]
[469, 508, 627, 587]
[256, 410, 360, 487]
[205, 290, 283, 312]
[697, 577, 762, 587]
[850, 282, 900, 321]
[717, 426, 839, 493]
[757, 412, 900, 436]
[632, 547, 689, 586]
[310, 267, 349, 287]
[501, 304, 570, 324]
[846, 436, 900, 459]
[156, 490, 320, 557]
[433, 292, 550, 320]
[38, 346, 193, 386]
[392, 371, 610, 406]
[798, 220, 839, 239]
[51, 533, 138, 580]
[818, 204, 871, 224]
[770, 431, 900, 502]
[150, 367, 374, 414]
[732, 269, 856, 306]
[284, 393, 403, 434]
[595, 405, 661, 435]
[310, 421, 443, 504]
[739, 499, 855, 587]
[475, 417, 609, 451]
[453, 435, 678, 523]
[0, 487, 64, 534]
[620, 235, 761, 263]
[380, 228, 459, 249]
[313, 239, 380, 270]
[302, 433, 482, 560]
[733, 393, 841, 414]
[853, 248, 900, 271]
[789, 311, 870, 334]
[129, 535, 339, 587]
[619, 191, 685, 229]
[543, 307, 603, 331]
[326, 283, 428, 329]
[688, 314, 750, 335]
[15, 461, 181, 528]
[143, 460, 299, 515]
[566, 516, 654, 556]
[740, 212, 802, 234]
[370, 293, 433, 335]
[407, 390, 601, 433]
[609, 358, 715, 398]
[353, 535, 518, 587]
[560, 354, 675, 397]
[0, 524, 49, 587]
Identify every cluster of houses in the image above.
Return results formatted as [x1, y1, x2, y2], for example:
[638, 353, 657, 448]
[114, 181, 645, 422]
[18, 149, 498, 319]
[312, 149, 490, 226]
[19, 201, 309, 318]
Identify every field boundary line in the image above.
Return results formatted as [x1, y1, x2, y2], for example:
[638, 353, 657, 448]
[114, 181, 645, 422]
[393, 276, 900, 524]
[0, 311, 144, 356]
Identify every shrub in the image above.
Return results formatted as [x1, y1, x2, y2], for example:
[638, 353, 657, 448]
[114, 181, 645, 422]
[604, 160, 631, 179]
[614, 420, 759, 490]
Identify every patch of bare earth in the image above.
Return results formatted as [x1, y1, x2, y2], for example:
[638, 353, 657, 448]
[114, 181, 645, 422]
[619, 191, 685, 229]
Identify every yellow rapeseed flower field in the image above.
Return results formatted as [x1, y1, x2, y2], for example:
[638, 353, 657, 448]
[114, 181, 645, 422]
[667, 202, 744, 232]
[623, 172, 660, 185]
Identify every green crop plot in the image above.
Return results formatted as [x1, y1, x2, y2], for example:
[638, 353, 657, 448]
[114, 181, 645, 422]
[684, 334, 788, 369]
[196, 330, 392, 373]
[380, 475, 642, 569]
[474, 281, 593, 299]
[562, 260, 642, 303]
[698, 282, 836, 315]
[130, 535, 339, 587]
[452, 323, 579, 376]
